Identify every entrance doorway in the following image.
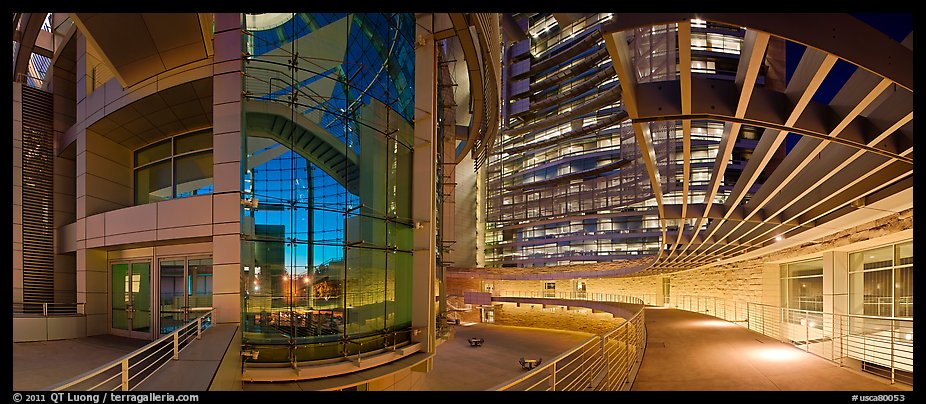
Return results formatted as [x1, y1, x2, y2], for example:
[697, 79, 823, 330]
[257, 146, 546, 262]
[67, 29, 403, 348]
[159, 257, 213, 336]
[111, 261, 152, 339]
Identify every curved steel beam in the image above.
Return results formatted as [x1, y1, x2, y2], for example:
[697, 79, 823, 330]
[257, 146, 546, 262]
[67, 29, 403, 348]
[601, 13, 912, 91]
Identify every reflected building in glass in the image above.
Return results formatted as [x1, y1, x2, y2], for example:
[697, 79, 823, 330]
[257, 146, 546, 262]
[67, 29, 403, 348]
[238, 13, 417, 362]
[11, 12, 912, 391]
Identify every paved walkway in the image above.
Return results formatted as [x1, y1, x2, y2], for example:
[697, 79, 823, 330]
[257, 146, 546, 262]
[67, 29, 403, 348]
[13, 307, 913, 392]
[633, 307, 910, 391]
[13, 334, 149, 391]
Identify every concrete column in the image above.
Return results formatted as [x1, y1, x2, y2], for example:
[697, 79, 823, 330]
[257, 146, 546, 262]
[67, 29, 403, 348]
[831, 251, 849, 315]
[760, 263, 781, 307]
[77, 248, 109, 335]
[13, 82, 24, 305]
[475, 163, 487, 267]
[453, 153, 477, 268]
[412, 13, 437, 355]
[826, 250, 851, 360]
[211, 13, 244, 326]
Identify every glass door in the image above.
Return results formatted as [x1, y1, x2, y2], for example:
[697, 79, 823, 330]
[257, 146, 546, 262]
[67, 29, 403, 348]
[159, 259, 186, 335]
[111, 261, 152, 339]
[158, 257, 213, 336]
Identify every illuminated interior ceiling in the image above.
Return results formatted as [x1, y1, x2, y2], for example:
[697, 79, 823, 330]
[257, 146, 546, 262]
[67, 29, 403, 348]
[70, 13, 213, 88]
[602, 13, 912, 274]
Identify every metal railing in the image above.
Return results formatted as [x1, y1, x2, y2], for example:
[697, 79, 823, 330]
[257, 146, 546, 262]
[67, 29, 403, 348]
[669, 295, 913, 385]
[494, 290, 645, 305]
[491, 293, 646, 391]
[13, 302, 85, 316]
[49, 309, 215, 391]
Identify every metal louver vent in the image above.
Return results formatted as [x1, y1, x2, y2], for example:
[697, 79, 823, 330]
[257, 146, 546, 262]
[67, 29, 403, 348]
[21, 85, 54, 303]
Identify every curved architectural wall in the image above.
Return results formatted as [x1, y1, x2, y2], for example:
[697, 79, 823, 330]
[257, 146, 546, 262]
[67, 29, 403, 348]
[240, 13, 417, 363]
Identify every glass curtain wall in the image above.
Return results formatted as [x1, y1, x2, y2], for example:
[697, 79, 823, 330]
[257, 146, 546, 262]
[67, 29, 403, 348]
[240, 13, 415, 363]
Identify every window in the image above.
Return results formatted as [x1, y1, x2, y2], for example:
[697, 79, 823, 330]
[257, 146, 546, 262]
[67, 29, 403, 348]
[543, 281, 556, 297]
[134, 129, 213, 205]
[849, 241, 913, 318]
[780, 259, 823, 312]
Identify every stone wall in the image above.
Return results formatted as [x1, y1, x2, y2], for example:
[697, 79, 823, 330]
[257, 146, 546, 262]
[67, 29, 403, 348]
[445, 209, 913, 307]
[492, 303, 624, 336]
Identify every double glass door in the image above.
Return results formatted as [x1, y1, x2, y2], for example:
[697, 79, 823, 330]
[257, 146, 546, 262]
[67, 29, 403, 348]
[111, 261, 152, 339]
[159, 257, 213, 336]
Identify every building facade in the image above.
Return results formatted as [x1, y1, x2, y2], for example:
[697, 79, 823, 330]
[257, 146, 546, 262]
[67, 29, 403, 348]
[13, 12, 913, 389]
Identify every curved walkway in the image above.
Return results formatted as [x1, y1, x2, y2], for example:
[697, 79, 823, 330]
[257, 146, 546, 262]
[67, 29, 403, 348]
[14, 308, 911, 391]
[633, 307, 910, 391]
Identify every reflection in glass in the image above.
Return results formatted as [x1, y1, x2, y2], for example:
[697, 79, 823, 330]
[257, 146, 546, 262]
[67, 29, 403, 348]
[134, 129, 214, 205]
[175, 151, 214, 198]
[780, 259, 823, 313]
[849, 241, 913, 317]
[241, 13, 415, 363]
[159, 259, 185, 335]
[135, 160, 172, 204]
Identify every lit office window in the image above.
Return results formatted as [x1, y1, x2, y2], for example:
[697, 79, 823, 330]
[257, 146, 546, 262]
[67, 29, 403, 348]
[134, 129, 213, 205]
[780, 259, 824, 312]
[849, 241, 913, 318]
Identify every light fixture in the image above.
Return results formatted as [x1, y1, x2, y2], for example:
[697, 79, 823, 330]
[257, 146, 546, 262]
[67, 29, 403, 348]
[775, 235, 783, 241]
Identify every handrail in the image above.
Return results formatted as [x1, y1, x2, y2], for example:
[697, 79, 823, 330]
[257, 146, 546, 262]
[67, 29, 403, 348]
[666, 294, 913, 385]
[13, 302, 85, 316]
[48, 309, 216, 391]
[491, 292, 646, 391]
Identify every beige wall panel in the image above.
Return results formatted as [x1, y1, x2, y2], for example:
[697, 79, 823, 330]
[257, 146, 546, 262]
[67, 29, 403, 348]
[213, 72, 241, 106]
[85, 86, 104, 118]
[13, 222, 22, 245]
[213, 30, 242, 62]
[211, 293, 241, 324]
[156, 225, 213, 241]
[86, 132, 132, 166]
[212, 222, 239, 236]
[105, 204, 157, 235]
[84, 174, 132, 207]
[47, 316, 88, 340]
[213, 60, 240, 76]
[58, 222, 77, 253]
[157, 195, 213, 229]
[212, 131, 241, 165]
[212, 234, 240, 265]
[212, 162, 240, 194]
[75, 218, 86, 241]
[155, 241, 212, 257]
[103, 78, 126, 106]
[213, 97, 242, 131]
[13, 140, 22, 168]
[84, 292, 109, 317]
[212, 192, 240, 224]
[86, 236, 106, 248]
[12, 318, 48, 342]
[76, 98, 87, 122]
[85, 213, 105, 239]
[85, 313, 108, 336]
[212, 263, 240, 295]
[105, 230, 158, 246]
[85, 153, 132, 187]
